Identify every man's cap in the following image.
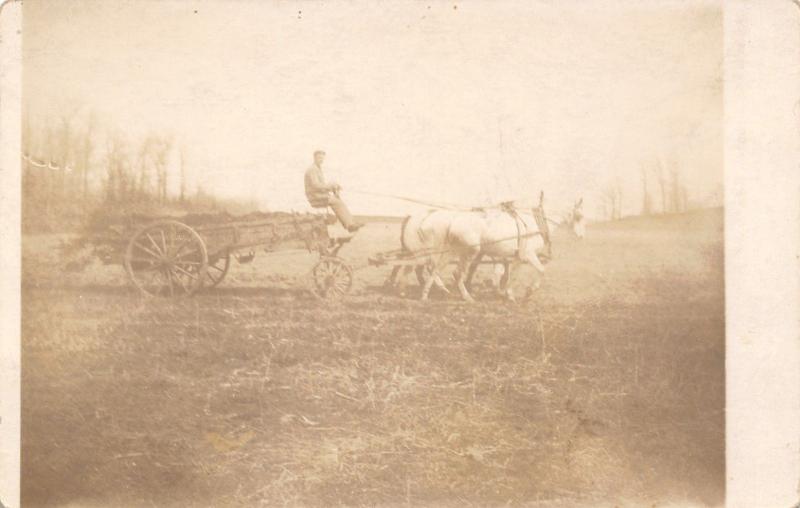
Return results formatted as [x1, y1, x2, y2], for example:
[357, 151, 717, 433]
[313, 150, 326, 157]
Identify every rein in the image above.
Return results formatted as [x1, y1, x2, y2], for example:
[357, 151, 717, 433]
[348, 189, 474, 211]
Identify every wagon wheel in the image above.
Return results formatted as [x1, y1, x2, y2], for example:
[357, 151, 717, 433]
[124, 220, 208, 297]
[204, 251, 231, 288]
[311, 256, 353, 298]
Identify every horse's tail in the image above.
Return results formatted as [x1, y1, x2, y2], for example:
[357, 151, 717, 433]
[399, 215, 412, 252]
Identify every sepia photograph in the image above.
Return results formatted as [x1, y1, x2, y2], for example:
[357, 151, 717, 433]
[11, 0, 735, 506]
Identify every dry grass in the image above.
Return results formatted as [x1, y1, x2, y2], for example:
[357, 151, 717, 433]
[22, 209, 724, 507]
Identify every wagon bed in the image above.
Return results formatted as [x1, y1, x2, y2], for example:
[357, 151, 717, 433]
[86, 210, 354, 298]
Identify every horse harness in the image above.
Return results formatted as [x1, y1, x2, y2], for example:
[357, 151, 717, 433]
[500, 202, 552, 262]
[532, 205, 553, 261]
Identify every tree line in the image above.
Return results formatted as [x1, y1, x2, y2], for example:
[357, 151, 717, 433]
[600, 158, 697, 221]
[21, 109, 253, 232]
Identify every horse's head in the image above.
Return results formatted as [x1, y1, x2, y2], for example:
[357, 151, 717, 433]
[569, 198, 586, 239]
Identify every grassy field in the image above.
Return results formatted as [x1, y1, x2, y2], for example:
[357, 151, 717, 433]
[21, 209, 724, 507]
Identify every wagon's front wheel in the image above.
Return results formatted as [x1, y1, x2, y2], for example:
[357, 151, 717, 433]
[124, 220, 208, 297]
[311, 256, 353, 299]
[204, 251, 231, 288]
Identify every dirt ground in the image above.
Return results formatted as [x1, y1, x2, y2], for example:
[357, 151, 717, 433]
[21, 209, 724, 507]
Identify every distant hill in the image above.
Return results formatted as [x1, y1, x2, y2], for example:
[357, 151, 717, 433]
[590, 207, 723, 232]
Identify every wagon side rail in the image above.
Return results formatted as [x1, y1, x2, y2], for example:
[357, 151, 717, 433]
[194, 214, 331, 257]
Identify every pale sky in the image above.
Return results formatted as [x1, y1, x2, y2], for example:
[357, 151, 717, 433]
[23, 0, 722, 218]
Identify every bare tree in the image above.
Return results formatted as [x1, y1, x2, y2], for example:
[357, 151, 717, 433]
[152, 135, 173, 205]
[22, 110, 34, 196]
[600, 187, 611, 220]
[104, 131, 130, 203]
[640, 165, 653, 216]
[179, 146, 187, 203]
[57, 115, 73, 199]
[601, 180, 622, 221]
[669, 167, 681, 213]
[77, 114, 96, 205]
[654, 158, 668, 214]
[136, 135, 156, 200]
[40, 124, 56, 213]
[56, 104, 82, 199]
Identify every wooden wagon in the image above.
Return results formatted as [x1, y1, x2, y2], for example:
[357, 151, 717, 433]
[115, 211, 354, 298]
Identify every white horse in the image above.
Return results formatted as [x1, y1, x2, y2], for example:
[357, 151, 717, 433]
[388, 208, 508, 295]
[466, 197, 585, 294]
[418, 204, 550, 302]
[386, 210, 451, 294]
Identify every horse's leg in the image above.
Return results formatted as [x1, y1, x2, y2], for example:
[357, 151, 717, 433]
[500, 261, 511, 290]
[421, 258, 447, 301]
[464, 253, 483, 291]
[503, 260, 518, 302]
[491, 262, 510, 297]
[455, 252, 479, 303]
[387, 265, 402, 288]
[491, 263, 506, 295]
[420, 264, 435, 301]
[396, 265, 413, 295]
[529, 253, 546, 274]
[524, 252, 546, 294]
[433, 273, 449, 293]
[416, 263, 449, 293]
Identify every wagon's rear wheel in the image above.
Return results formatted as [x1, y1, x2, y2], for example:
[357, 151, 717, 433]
[124, 220, 208, 297]
[311, 256, 353, 298]
[204, 251, 231, 288]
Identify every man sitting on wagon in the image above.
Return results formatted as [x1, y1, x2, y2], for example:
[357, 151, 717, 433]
[304, 150, 364, 233]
